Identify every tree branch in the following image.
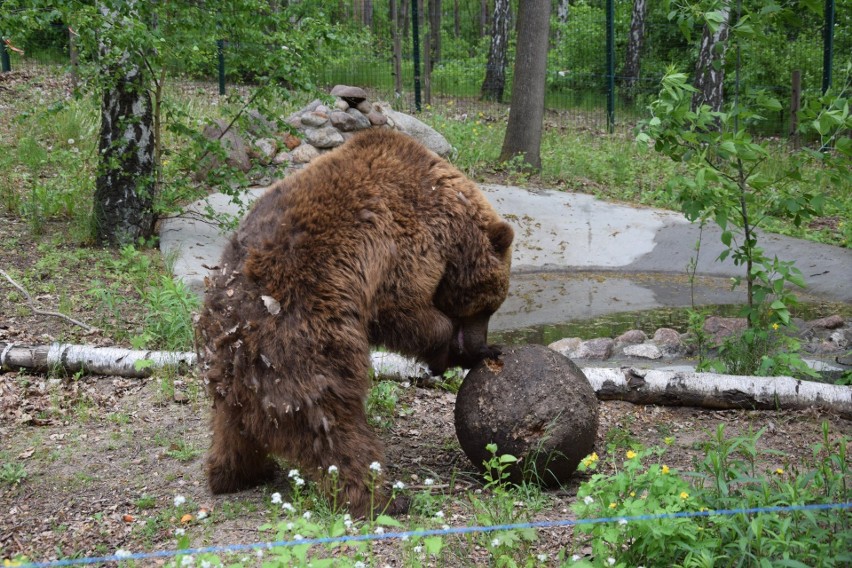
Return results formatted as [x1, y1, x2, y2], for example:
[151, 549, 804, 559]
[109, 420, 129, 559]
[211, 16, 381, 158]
[0, 268, 97, 333]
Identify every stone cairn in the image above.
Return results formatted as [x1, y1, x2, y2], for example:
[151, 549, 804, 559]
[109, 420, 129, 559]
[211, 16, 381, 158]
[201, 85, 451, 181]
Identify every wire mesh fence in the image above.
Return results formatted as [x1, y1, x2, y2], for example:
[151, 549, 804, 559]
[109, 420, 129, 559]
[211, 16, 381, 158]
[1, 3, 845, 138]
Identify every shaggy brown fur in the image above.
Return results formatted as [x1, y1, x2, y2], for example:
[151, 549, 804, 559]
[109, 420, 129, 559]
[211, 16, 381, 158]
[197, 128, 513, 517]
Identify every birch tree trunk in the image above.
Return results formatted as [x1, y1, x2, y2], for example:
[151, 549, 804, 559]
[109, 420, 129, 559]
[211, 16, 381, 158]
[499, 0, 550, 169]
[692, 2, 732, 112]
[480, 0, 489, 38]
[623, 0, 648, 99]
[93, 2, 156, 247]
[480, 0, 510, 101]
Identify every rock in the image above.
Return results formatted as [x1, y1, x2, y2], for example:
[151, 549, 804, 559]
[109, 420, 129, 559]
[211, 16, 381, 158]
[375, 103, 452, 157]
[334, 98, 350, 111]
[330, 84, 368, 103]
[199, 119, 251, 174]
[703, 316, 747, 344]
[282, 133, 302, 150]
[356, 100, 373, 114]
[653, 327, 684, 356]
[291, 143, 321, 164]
[548, 337, 581, 357]
[253, 137, 278, 164]
[623, 343, 663, 360]
[272, 151, 292, 165]
[304, 99, 323, 112]
[245, 109, 277, 137]
[367, 111, 388, 126]
[301, 111, 329, 127]
[329, 111, 359, 132]
[574, 338, 614, 360]
[455, 344, 598, 487]
[304, 126, 345, 149]
[345, 108, 372, 131]
[807, 315, 844, 330]
[615, 329, 647, 345]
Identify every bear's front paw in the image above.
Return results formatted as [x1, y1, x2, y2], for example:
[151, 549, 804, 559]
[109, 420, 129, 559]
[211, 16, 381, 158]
[479, 344, 503, 361]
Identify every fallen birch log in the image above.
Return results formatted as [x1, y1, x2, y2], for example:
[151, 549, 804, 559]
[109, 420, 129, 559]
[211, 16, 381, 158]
[0, 342, 196, 378]
[583, 367, 852, 420]
[2, 343, 849, 418]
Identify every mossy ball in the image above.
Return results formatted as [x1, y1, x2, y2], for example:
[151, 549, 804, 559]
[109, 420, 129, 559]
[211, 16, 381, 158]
[454, 344, 599, 487]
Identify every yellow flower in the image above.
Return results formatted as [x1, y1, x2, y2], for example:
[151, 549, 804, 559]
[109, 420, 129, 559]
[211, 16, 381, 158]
[772, 323, 780, 331]
[626, 450, 637, 459]
[663, 436, 674, 446]
[661, 465, 670, 475]
[629, 491, 636, 497]
[775, 468, 784, 475]
[680, 492, 689, 500]
[581, 452, 599, 468]
[609, 502, 617, 509]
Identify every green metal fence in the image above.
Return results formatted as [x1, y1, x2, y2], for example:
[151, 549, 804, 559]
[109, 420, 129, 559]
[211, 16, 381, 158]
[1, 2, 845, 137]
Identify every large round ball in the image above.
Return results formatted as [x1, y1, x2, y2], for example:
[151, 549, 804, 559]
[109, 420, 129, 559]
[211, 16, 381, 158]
[454, 344, 599, 487]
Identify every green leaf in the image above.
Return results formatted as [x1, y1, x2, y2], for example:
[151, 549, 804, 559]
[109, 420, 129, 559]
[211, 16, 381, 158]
[424, 536, 443, 555]
[375, 514, 403, 528]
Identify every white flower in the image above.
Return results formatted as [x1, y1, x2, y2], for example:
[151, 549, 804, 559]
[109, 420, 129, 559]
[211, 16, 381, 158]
[256, 549, 264, 558]
[393, 480, 405, 490]
[174, 528, 185, 536]
[491, 538, 500, 547]
[282, 502, 295, 513]
[375, 526, 385, 534]
[286, 522, 294, 530]
[369, 461, 382, 473]
[424, 478, 435, 486]
[115, 549, 132, 559]
[571, 555, 581, 562]
[293, 534, 304, 540]
[583, 495, 594, 505]
[618, 518, 628, 525]
[288, 469, 301, 478]
[441, 524, 450, 530]
[67, 138, 75, 145]
[413, 545, 423, 554]
[344, 518, 353, 528]
[607, 558, 616, 566]
[180, 555, 194, 566]
[197, 509, 208, 520]
[434, 510, 444, 518]
[328, 465, 338, 474]
[173, 495, 186, 507]
[401, 534, 409, 541]
[200, 561, 212, 568]
[302, 511, 312, 520]
[294, 477, 305, 487]
[538, 554, 548, 562]
[271, 492, 282, 504]
[354, 562, 366, 568]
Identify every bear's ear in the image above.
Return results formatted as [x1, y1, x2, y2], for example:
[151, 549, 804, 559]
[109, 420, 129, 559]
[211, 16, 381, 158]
[487, 221, 514, 255]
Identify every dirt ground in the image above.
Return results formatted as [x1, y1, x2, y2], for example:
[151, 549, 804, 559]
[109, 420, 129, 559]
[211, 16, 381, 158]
[2, 218, 850, 566]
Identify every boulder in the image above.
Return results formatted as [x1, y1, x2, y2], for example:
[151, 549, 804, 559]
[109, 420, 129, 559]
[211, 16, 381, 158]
[374, 102, 452, 157]
[455, 344, 599, 487]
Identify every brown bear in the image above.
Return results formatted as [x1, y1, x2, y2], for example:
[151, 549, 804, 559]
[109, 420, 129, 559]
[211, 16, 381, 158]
[196, 128, 514, 518]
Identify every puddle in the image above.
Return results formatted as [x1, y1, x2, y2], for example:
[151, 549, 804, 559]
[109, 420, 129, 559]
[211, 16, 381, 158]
[490, 270, 850, 344]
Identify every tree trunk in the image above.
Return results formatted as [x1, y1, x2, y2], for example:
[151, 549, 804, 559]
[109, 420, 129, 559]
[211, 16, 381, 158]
[421, 0, 432, 104]
[364, 0, 374, 28]
[555, 0, 570, 44]
[1, 342, 196, 379]
[391, 0, 404, 97]
[479, 0, 489, 37]
[623, 0, 647, 98]
[499, 0, 550, 170]
[402, 0, 409, 40]
[453, 0, 460, 38]
[692, 2, 732, 112]
[93, 3, 156, 247]
[583, 367, 852, 420]
[429, 0, 441, 68]
[480, 0, 509, 101]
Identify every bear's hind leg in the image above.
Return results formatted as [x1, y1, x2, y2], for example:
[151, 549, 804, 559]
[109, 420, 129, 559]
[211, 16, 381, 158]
[207, 401, 278, 494]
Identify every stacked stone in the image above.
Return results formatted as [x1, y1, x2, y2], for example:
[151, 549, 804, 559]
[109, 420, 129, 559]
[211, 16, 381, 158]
[281, 85, 395, 166]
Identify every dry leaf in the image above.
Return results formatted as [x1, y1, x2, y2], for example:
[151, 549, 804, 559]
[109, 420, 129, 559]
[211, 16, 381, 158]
[180, 513, 193, 524]
[261, 295, 281, 315]
[122, 514, 135, 523]
[17, 447, 35, 459]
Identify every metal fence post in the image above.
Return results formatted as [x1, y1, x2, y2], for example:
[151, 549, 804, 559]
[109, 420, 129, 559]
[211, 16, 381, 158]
[822, 0, 834, 93]
[606, 0, 615, 133]
[1, 40, 11, 73]
[217, 39, 226, 95]
[411, 0, 422, 112]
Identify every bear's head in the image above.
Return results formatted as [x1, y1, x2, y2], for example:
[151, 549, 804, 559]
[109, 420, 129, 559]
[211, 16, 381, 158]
[433, 219, 514, 371]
